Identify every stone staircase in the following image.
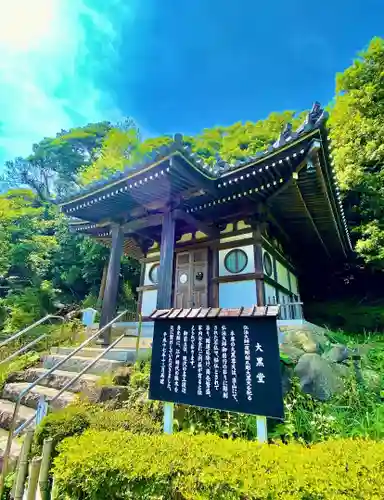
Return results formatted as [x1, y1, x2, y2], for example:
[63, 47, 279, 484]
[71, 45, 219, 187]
[0, 344, 135, 466]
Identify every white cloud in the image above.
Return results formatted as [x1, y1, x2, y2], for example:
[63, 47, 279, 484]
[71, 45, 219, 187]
[0, 0, 130, 163]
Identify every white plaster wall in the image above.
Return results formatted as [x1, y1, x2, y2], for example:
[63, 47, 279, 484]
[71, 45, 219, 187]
[276, 260, 290, 291]
[141, 290, 158, 317]
[219, 281, 257, 308]
[264, 283, 277, 304]
[290, 272, 298, 295]
[219, 245, 255, 277]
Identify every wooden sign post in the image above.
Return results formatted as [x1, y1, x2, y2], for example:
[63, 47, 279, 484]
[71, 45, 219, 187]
[149, 307, 283, 442]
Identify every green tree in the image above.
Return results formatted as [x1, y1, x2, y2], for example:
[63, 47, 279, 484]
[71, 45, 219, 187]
[329, 37, 384, 269]
[2, 122, 112, 199]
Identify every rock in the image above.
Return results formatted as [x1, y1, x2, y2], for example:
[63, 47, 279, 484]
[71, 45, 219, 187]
[281, 364, 294, 396]
[294, 353, 345, 401]
[84, 385, 129, 403]
[333, 363, 350, 378]
[322, 344, 350, 363]
[281, 329, 321, 354]
[113, 366, 133, 386]
[98, 385, 129, 403]
[280, 344, 305, 363]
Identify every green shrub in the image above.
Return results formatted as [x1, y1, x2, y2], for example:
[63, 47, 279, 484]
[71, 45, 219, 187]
[34, 405, 91, 455]
[89, 408, 161, 434]
[34, 403, 160, 456]
[0, 351, 40, 391]
[306, 300, 384, 333]
[54, 431, 384, 500]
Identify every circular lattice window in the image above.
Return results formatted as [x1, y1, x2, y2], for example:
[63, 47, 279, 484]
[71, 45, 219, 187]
[149, 263, 160, 284]
[224, 249, 248, 274]
[263, 252, 273, 277]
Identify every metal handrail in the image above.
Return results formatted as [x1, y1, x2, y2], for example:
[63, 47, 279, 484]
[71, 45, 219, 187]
[0, 309, 129, 496]
[0, 315, 66, 367]
[0, 315, 64, 349]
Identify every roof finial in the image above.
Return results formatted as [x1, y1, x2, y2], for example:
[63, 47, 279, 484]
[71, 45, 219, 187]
[174, 133, 183, 145]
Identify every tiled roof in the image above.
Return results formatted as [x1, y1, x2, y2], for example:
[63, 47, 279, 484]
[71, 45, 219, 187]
[149, 305, 280, 319]
[57, 102, 327, 205]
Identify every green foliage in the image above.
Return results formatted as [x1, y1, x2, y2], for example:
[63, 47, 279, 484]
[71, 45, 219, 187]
[0, 282, 58, 332]
[78, 119, 173, 185]
[54, 431, 384, 500]
[34, 405, 91, 456]
[1, 122, 112, 199]
[120, 281, 137, 312]
[190, 110, 307, 165]
[330, 37, 384, 268]
[0, 351, 40, 392]
[34, 403, 160, 457]
[1, 472, 15, 500]
[306, 300, 384, 333]
[89, 408, 161, 434]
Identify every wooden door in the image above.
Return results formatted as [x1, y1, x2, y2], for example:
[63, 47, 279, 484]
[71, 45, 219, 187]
[191, 248, 208, 308]
[174, 249, 208, 308]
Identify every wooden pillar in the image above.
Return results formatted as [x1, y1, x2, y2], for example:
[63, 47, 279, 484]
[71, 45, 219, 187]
[136, 261, 146, 320]
[210, 246, 219, 308]
[254, 224, 265, 307]
[157, 211, 176, 309]
[99, 223, 124, 345]
[97, 263, 108, 306]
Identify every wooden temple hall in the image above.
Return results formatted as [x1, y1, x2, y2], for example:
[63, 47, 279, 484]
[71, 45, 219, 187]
[59, 103, 352, 345]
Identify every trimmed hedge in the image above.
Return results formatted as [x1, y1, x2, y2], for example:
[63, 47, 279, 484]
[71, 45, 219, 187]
[34, 405, 90, 455]
[54, 431, 384, 499]
[34, 404, 160, 455]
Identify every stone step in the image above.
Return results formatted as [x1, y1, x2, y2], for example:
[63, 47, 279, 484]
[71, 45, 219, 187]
[8, 368, 100, 393]
[51, 346, 137, 363]
[51, 346, 151, 363]
[0, 399, 35, 431]
[43, 354, 124, 375]
[2, 383, 75, 410]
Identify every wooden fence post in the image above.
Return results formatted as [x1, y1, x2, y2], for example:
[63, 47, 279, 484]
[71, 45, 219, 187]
[14, 428, 34, 500]
[26, 457, 42, 500]
[39, 438, 54, 500]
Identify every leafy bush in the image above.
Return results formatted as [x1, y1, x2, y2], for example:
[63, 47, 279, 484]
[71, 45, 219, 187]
[54, 431, 384, 500]
[0, 351, 40, 391]
[34, 403, 160, 456]
[89, 408, 160, 434]
[34, 405, 91, 455]
[0, 281, 58, 332]
[306, 300, 384, 333]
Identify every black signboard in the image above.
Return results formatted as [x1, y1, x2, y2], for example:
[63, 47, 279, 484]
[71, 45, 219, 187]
[149, 314, 284, 419]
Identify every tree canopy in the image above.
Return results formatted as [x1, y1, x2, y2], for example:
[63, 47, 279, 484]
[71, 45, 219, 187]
[330, 37, 384, 269]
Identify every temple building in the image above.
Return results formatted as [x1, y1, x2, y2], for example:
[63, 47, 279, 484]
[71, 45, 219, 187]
[59, 103, 352, 345]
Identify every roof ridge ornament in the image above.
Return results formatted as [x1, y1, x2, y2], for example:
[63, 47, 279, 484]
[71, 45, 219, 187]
[296, 101, 328, 134]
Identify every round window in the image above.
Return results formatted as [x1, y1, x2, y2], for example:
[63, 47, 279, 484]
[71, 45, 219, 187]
[149, 263, 160, 284]
[224, 249, 248, 274]
[179, 273, 188, 284]
[263, 252, 273, 277]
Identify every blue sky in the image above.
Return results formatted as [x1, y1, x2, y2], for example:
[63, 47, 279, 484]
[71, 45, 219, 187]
[0, 0, 382, 164]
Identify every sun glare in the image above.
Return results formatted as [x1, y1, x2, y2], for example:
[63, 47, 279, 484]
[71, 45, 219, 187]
[0, 0, 59, 52]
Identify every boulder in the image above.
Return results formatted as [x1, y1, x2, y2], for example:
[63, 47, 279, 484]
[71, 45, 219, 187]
[281, 364, 294, 396]
[281, 329, 321, 354]
[279, 344, 305, 363]
[322, 344, 350, 363]
[294, 353, 345, 401]
[113, 366, 133, 386]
